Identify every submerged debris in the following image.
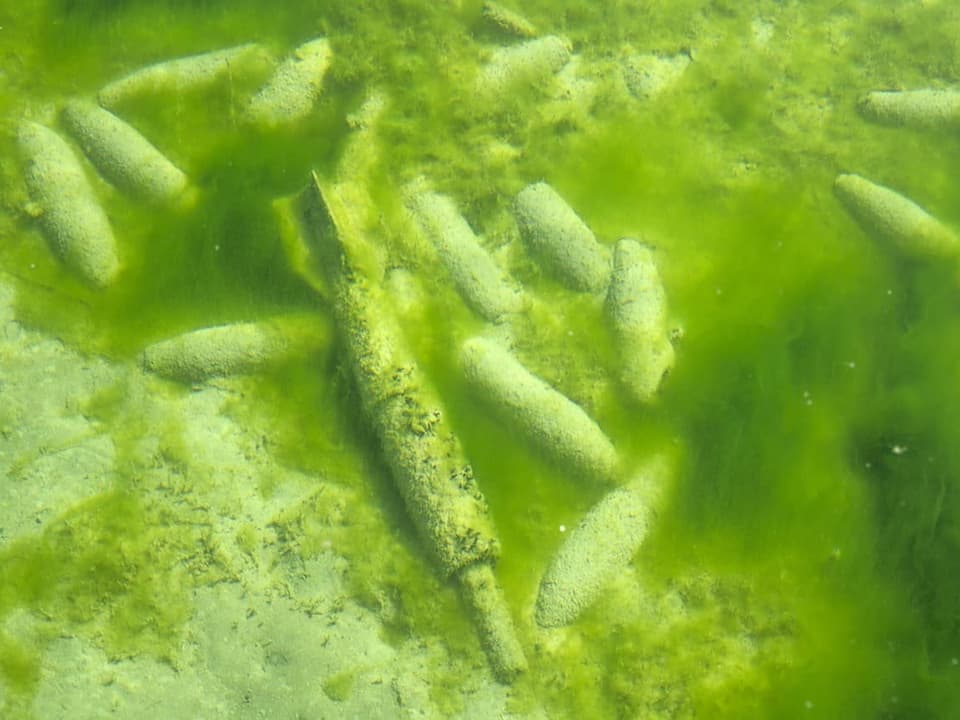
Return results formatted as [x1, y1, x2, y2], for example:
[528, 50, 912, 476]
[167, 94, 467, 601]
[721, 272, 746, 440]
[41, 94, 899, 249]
[291, 172, 526, 683]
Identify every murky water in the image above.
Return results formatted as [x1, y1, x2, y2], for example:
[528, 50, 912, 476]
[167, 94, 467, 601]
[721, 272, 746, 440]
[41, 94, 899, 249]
[2, 1, 959, 717]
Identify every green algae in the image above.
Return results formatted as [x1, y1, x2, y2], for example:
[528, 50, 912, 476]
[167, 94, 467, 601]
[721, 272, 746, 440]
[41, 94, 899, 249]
[2, 0, 960, 717]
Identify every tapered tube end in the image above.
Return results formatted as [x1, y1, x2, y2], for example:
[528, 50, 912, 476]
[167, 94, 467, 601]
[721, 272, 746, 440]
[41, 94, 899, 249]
[457, 563, 527, 683]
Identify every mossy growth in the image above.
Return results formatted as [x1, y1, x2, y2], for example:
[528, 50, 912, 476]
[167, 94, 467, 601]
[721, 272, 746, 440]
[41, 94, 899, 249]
[3, 0, 960, 717]
[321, 668, 356, 702]
[0, 491, 193, 667]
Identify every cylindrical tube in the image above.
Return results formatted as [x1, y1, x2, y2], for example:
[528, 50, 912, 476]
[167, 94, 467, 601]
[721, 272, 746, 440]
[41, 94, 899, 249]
[481, 1, 538, 38]
[61, 99, 194, 208]
[140, 315, 331, 383]
[834, 173, 959, 257]
[514, 181, 610, 292]
[244, 38, 333, 129]
[294, 174, 525, 681]
[17, 121, 120, 288]
[458, 563, 528, 681]
[98, 43, 274, 109]
[859, 89, 960, 130]
[460, 335, 620, 485]
[605, 238, 674, 403]
[475, 35, 571, 99]
[536, 453, 673, 627]
[407, 190, 521, 322]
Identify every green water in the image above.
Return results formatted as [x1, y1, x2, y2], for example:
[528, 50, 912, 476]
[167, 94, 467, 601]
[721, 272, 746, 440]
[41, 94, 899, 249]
[2, 0, 960, 717]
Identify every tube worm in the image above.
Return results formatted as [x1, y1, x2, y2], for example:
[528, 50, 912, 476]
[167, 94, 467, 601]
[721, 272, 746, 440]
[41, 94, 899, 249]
[834, 173, 959, 258]
[244, 38, 333, 129]
[536, 452, 673, 627]
[460, 335, 620, 485]
[475, 35, 571, 99]
[605, 238, 674, 403]
[62, 99, 195, 208]
[407, 189, 521, 322]
[514, 181, 610, 292]
[17, 121, 120, 288]
[140, 315, 331, 383]
[859, 89, 960, 130]
[98, 43, 274, 109]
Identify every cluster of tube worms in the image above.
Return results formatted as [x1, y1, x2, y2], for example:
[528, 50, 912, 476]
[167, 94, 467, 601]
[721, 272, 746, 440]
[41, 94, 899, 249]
[15, 13, 682, 684]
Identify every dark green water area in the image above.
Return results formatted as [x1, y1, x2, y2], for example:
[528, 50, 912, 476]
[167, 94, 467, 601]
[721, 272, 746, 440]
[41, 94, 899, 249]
[2, 0, 960, 717]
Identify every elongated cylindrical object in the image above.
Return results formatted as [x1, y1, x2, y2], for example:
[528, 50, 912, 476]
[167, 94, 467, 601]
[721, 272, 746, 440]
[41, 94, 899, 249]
[244, 38, 332, 129]
[62, 100, 194, 208]
[17, 121, 120, 288]
[458, 563, 527, 682]
[481, 1, 538, 38]
[834, 173, 959, 257]
[460, 336, 620, 484]
[536, 453, 673, 627]
[859, 89, 960, 130]
[605, 239, 674, 403]
[514, 181, 609, 292]
[475, 35, 571, 98]
[408, 190, 521, 322]
[293, 175, 525, 681]
[140, 315, 331, 383]
[98, 43, 274, 109]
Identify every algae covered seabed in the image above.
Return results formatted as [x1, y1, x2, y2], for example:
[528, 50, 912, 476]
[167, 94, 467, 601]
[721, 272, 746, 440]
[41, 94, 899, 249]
[2, 0, 960, 717]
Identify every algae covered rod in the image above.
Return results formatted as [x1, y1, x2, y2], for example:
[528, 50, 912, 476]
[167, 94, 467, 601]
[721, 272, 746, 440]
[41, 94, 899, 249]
[290, 172, 527, 683]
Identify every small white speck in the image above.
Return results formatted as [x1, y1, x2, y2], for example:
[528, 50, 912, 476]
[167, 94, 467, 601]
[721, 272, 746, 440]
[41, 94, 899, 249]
[29, 263, 36, 270]
[846, 361, 856, 369]
[559, 524, 567, 533]
[802, 390, 813, 406]
[804, 699, 814, 710]
[886, 289, 893, 296]
[865, 461, 872, 469]
[715, 287, 723, 296]
[951, 657, 958, 666]
[891, 444, 908, 456]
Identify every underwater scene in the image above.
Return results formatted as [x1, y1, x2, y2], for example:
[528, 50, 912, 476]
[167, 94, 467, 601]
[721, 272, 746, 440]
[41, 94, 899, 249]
[1, 0, 960, 717]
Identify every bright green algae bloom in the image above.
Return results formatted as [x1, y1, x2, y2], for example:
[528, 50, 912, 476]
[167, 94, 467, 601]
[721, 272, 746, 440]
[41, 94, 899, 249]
[2, 0, 960, 717]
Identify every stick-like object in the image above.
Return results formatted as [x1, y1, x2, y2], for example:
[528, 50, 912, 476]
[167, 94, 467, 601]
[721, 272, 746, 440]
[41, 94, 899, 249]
[292, 173, 526, 682]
